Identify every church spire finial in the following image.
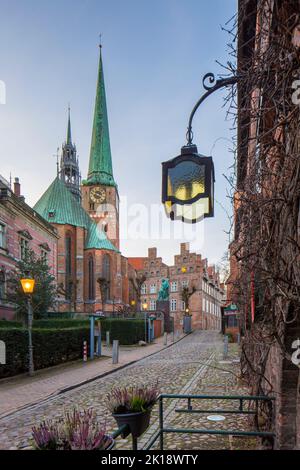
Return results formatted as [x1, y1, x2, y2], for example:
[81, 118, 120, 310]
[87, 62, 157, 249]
[67, 104, 72, 145]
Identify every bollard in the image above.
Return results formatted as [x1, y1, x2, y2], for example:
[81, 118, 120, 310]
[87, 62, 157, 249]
[223, 335, 229, 359]
[106, 331, 110, 347]
[164, 332, 167, 346]
[83, 340, 88, 363]
[112, 340, 119, 364]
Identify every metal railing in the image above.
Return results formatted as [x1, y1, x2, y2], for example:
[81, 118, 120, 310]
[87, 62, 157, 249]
[145, 394, 276, 450]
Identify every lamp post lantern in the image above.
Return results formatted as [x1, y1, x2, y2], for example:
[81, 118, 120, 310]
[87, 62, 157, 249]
[162, 72, 239, 223]
[20, 273, 35, 376]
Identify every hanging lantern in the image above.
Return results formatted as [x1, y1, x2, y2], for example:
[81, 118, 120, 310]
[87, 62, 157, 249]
[162, 144, 215, 223]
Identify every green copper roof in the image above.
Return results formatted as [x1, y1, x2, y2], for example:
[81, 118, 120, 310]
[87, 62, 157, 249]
[34, 177, 119, 252]
[83, 47, 116, 187]
[67, 107, 72, 145]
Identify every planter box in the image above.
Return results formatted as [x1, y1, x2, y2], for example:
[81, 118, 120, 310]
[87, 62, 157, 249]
[112, 409, 151, 438]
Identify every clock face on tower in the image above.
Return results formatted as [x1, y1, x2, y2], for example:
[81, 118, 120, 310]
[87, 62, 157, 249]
[90, 187, 106, 204]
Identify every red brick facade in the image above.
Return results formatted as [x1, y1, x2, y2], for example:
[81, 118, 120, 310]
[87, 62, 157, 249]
[0, 176, 58, 319]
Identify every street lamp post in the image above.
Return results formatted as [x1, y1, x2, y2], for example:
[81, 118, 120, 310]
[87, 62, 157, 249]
[162, 72, 239, 223]
[142, 301, 148, 343]
[20, 275, 35, 377]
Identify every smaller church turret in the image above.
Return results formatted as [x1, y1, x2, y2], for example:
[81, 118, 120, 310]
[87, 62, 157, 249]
[60, 107, 81, 202]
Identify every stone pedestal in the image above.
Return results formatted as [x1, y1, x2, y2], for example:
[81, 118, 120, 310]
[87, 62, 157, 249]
[157, 300, 172, 333]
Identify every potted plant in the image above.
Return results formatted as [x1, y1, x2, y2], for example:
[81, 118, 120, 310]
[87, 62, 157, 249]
[106, 384, 159, 438]
[31, 408, 114, 450]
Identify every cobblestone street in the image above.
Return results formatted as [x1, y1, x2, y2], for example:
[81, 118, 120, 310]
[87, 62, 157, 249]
[0, 331, 257, 450]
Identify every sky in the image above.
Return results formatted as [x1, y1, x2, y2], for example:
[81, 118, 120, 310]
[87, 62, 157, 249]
[0, 0, 237, 266]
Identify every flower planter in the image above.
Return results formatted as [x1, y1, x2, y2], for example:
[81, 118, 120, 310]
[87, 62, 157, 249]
[112, 409, 151, 438]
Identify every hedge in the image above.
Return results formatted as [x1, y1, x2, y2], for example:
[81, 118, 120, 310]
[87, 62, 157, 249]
[0, 327, 90, 378]
[0, 319, 146, 378]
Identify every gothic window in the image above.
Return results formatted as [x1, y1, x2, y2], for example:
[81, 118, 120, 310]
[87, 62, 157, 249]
[65, 234, 72, 300]
[0, 271, 5, 300]
[0, 223, 6, 249]
[88, 256, 95, 301]
[102, 254, 111, 302]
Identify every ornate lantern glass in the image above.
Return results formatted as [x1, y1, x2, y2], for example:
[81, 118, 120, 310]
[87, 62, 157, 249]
[162, 144, 215, 223]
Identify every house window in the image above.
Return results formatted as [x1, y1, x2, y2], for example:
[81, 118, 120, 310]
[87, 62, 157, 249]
[20, 237, 29, 260]
[141, 284, 147, 295]
[88, 256, 95, 301]
[150, 284, 156, 294]
[170, 298, 177, 312]
[170, 281, 178, 292]
[181, 279, 188, 288]
[181, 301, 186, 311]
[0, 224, 6, 249]
[150, 299, 156, 311]
[0, 271, 5, 300]
[41, 249, 48, 263]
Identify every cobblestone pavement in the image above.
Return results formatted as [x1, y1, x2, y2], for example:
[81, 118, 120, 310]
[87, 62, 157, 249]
[0, 331, 257, 450]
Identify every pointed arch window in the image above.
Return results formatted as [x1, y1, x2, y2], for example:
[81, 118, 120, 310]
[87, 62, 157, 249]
[65, 233, 72, 300]
[88, 256, 95, 301]
[102, 254, 111, 302]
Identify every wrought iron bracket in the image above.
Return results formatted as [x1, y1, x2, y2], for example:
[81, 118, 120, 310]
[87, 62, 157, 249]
[186, 73, 240, 145]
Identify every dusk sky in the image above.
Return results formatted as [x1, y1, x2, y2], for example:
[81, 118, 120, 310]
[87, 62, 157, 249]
[0, 0, 237, 266]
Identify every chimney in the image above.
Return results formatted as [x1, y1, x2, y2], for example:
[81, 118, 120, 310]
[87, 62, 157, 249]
[180, 242, 190, 254]
[14, 177, 21, 197]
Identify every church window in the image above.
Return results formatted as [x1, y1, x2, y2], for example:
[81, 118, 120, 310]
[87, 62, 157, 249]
[65, 235, 72, 300]
[102, 254, 111, 302]
[88, 256, 95, 300]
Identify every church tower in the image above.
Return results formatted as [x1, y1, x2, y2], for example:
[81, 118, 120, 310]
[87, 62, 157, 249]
[82, 45, 119, 249]
[60, 108, 81, 202]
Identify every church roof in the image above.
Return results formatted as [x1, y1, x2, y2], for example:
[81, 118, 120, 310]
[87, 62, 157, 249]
[34, 177, 119, 252]
[82, 47, 116, 187]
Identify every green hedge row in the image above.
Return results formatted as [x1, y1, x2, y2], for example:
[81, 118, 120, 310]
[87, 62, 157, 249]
[0, 327, 90, 378]
[0, 319, 146, 378]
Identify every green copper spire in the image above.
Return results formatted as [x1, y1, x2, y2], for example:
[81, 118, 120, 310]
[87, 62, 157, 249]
[84, 46, 116, 187]
[66, 105, 72, 145]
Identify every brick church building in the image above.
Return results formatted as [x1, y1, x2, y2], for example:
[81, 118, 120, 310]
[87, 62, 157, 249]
[34, 46, 129, 313]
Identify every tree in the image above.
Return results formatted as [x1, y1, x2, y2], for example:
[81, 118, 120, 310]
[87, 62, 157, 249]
[129, 274, 146, 312]
[7, 249, 57, 323]
[181, 285, 196, 313]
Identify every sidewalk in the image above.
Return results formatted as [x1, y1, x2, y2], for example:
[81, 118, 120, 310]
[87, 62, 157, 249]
[0, 333, 185, 419]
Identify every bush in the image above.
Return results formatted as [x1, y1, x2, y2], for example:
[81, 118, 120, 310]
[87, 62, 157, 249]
[0, 320, 22, 328]
[0, 319, 146, 378]
[0, 327, 90, 378]
[100, 319, 146, 345]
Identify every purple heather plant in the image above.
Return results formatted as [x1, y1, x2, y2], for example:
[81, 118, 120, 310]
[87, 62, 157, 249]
[106, 384, 160, 414]
[32, 408, 110, 450]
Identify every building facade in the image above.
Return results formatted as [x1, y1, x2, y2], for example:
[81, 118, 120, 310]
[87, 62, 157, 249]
[0, 175, 58, 319]
[129, 243, 225, 331]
